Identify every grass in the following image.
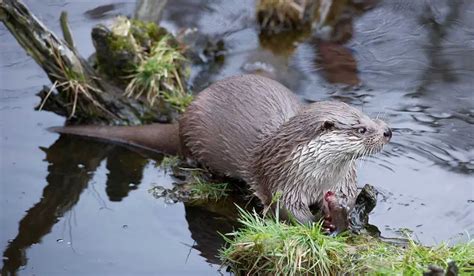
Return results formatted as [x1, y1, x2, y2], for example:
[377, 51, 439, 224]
[221, 207, 474, 275]
[124, 34, 192, 112]
[40, 40, 113, 119]
[159, 155, 181, 171]
[154, 157, 230, 201]
[348, 235, 474, 274]
[189, 176, 229, 201]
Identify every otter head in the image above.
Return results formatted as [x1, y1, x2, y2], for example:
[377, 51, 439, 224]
[304, 101, 392, 163]
[250, 101, 391, 224]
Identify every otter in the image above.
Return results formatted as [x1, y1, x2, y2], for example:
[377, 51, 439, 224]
[53, 74, 391, 225]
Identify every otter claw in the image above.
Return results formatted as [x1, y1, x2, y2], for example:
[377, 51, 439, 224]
[322, 215, 336, 234]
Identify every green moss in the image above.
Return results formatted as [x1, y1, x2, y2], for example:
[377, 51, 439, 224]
[221, 207, 474, 275]
[163, 93, 193, 113]
[97, 30, 138, 80]
[93, 16, 191, 115]
[130, 19, 169, 49]
[107, 34, 136, 52]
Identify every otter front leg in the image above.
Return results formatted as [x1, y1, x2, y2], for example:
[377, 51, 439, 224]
[283, 202, 315, 225]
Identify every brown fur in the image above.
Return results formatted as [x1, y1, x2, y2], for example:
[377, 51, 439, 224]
[50, 124, 180, 155]
[181, 75, 390, 223]
[179, 74, 301, 178]
[52, 74, 391, 224]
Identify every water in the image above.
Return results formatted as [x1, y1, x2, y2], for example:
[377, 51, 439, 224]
[1, 0, 473, 274]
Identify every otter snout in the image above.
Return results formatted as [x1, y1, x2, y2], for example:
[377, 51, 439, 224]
[373, 119, 392, 144]
[383, 127, 392, 142]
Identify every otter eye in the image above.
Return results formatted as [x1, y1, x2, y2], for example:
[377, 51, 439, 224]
[322, 121, 335, 130]
[357, 127, 367, 134]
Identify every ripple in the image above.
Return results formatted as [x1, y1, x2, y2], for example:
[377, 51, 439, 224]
[402, 105, 426, 112]
[428, 111, 452, 119]
[412, 114, 436, 124]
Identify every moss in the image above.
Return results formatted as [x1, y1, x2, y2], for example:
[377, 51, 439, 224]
[130, 19, 170, 50]
[221, 207, 474, 275]
[92, 16, 191, 116]
[95, 28, 138, 81]
[107, 34, 136, 52]
[163, 93, 193, 113]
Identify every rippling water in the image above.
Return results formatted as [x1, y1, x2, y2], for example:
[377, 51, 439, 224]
[1, 0, 473, 274]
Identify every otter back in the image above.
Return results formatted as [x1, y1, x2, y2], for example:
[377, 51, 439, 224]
[179, 75, 301, 179]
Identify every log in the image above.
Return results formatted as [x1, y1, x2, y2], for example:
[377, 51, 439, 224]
[0, 0, 174, 124]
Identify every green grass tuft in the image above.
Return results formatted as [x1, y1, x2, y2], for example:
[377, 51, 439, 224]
[221, 207, 474, 275]
[221, 207, 347, 275]
[124, 35, 192, 111]
[159, 155, 180, 170]
[189, 177, 229, 201]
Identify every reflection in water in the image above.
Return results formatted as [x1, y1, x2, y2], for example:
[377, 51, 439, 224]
[294, 0, 474, 175]
[412, 0, 461, 95]
[1, 136, 157, 275]
[134, 0, 168, 23]
[2, 137, 106, 275]
[248, 0, 375, 87]
[313, 39, 360, 86]
[105, 147, 149, 201]
[184, 200, 241, 265]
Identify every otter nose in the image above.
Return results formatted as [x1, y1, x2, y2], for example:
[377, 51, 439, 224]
[383, 127, 392, 141]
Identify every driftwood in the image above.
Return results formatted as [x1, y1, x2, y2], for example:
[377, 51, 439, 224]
[0, 0, 178, 125]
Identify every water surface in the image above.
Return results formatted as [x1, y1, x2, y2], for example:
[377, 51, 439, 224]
[1, 0, 473, 274]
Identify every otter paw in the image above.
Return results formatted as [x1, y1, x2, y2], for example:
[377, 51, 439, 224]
[322, 214, 336, 234]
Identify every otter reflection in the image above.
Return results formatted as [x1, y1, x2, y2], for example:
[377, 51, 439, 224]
[1, 135, 153, 275]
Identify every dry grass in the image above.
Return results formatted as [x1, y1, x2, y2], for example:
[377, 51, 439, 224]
[39, 41, 112, 119]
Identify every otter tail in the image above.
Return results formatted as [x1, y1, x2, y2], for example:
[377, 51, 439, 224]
[48, 123, 180, 155]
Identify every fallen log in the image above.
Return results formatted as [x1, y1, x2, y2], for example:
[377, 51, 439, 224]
[0, 0, 186, 124]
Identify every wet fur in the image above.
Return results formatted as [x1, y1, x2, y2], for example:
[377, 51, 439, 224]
[179, 74, 301, 178]
[181, 75, 389, 223]
[53, 74, 390, 224]
[50, 123, 180, 155]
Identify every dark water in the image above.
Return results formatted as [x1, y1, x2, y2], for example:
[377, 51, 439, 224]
[1, 0, 473, 274]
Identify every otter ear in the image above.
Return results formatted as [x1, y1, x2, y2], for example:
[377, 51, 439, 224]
[322, 121, 335, 130]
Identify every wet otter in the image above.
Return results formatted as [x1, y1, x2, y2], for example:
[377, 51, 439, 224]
[53, 74, 391, 225]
